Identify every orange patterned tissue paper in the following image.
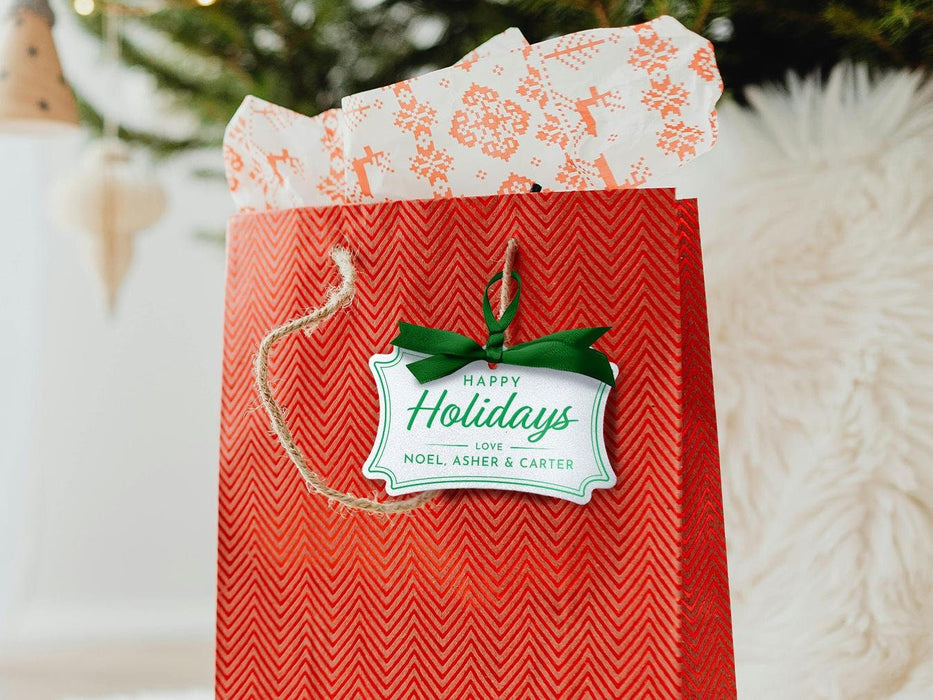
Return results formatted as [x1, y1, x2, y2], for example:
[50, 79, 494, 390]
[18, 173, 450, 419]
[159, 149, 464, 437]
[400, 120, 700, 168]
[224, 17, 721, 210]
[223, 28, 528, 211]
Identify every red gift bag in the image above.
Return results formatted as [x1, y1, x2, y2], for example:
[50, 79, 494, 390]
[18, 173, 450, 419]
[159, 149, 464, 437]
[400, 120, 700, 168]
[216, 188, 735, 698]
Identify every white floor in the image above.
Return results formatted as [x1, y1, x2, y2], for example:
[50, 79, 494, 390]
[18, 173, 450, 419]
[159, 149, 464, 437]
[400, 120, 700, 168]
[0, 639, 212, 700]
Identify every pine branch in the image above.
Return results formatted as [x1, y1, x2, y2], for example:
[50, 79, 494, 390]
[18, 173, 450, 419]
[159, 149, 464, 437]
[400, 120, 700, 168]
[693, 0, 715, 31]
[71, 0, 931, 156]
[824, 3, 904, 62]
[75, 91, 214, 155]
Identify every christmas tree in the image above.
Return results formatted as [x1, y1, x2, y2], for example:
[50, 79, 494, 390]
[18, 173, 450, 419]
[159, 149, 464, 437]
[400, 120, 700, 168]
[76, 0, 931, 153]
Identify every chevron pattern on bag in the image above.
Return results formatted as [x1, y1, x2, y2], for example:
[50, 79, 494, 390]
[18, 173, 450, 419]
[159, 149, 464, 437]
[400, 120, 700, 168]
[676, 198, 735, 696]
[217, 188, 735, 698]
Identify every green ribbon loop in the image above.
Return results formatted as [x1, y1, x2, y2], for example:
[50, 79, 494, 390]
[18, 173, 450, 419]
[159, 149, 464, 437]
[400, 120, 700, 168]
[391, 271, 616, 387]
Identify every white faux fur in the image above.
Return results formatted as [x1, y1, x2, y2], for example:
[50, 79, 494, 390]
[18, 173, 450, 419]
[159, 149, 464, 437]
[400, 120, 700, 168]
[675, 64, 933, 699]
[73, 65, 933, 700]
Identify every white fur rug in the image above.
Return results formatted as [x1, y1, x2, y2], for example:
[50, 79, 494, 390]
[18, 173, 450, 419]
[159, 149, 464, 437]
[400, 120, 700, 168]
[677, 64, 933, 699]
[70, 64, 933, 700]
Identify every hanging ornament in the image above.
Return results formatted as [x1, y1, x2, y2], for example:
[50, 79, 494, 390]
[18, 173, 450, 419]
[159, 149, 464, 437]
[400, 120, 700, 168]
[51, 139, 166, 311]
[0, 0, 79, 132]
[49, 4, 165, 312]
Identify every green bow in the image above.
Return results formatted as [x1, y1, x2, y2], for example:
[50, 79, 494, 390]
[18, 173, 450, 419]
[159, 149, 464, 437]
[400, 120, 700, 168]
[391, 271, 616, 386]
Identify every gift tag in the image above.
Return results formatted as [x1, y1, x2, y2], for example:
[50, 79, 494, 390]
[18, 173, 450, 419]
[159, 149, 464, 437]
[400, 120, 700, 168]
[363, 348, 618, 504]
[362, 268, 618, 504]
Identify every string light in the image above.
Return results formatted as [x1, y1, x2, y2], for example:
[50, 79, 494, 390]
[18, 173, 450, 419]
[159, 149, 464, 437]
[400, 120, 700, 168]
[74, 0, 96, 15]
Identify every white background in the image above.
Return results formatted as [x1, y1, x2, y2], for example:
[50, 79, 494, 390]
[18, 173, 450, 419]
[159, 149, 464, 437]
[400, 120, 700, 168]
[0, 0, 233, 650]
[0, 134, 230, 648]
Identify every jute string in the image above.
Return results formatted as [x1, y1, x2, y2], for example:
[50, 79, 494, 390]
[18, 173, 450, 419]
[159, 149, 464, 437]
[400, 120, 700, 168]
[254, 238, 519, 514]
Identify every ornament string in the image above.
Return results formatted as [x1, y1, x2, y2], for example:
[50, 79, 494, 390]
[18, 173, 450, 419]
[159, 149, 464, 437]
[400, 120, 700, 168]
[254, 238, 520, 514]
[102, 5, 121, 140]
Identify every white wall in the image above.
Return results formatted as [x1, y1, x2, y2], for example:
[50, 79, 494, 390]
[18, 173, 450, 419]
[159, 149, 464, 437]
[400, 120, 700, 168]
[0, 132, 232, 648]
[0, 136, 45, 641]
[0, 0, 237, 650]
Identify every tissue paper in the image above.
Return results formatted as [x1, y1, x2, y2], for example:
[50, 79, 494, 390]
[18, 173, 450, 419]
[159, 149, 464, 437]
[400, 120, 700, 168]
[224, 16, 722, 209]
[224, 28, 528, 211]
[342, 16, 721, 202]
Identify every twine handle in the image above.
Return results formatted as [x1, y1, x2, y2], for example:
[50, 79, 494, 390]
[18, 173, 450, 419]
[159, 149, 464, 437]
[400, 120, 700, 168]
[500, 237, 519, 347]
[255, 239, 518, 514]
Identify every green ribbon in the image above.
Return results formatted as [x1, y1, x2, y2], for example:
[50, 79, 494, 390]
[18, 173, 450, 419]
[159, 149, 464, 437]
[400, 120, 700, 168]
[391, 271, 616, 386]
